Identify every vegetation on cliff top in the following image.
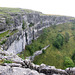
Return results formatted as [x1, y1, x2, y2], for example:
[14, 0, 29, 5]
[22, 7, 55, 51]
[0, 29, 18, 45]
[0, 7, 41, 18]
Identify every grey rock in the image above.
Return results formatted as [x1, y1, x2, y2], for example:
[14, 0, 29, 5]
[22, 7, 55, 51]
[0, 66, 45, 75]
[3, 63, 22, 67]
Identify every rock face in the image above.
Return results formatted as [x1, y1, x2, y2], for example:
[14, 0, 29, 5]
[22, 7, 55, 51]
[0, 10, 74, 53]
[0, 18, 6, 31]
[3, 30, 26, 54]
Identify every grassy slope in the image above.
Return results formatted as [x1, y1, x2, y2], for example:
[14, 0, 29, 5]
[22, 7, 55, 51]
[33, 22, 75, 69]
[19, 22, 75, 69]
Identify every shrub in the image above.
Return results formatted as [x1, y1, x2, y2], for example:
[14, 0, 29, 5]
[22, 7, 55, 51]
[0, 39, 7, 45]
[29, 22, 34, 27]
[64, 57, 74, 69]
[72, 51, 75, 63]
[71, 24, 75, 30]
[72, 32, 75, 40]
[42, 49, 45, 54]
[3, 59, 12, 63]
[51, 25, 56, 29]
[64, 32, 69, 43]
[40, 28, 48, 42]
[26, 46, 34, 55]
[22, 20, 25, 30]
[6, 34, 10, 37]
[39, 46, 42, 50]
[53, 34, 64, 49]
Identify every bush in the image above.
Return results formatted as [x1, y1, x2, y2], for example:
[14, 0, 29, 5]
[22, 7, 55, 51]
[64, 32, 69, 43]
[72, 32, 75, 40]
[39, 46, 42, 50]
[6, 34, 10, 37]
[72, 52, 75, 63]
[3, 59, 12, 63]
[51, 25, 56, 29]
[0, 39, 7, 45]
[22, 20, 25, 30]
[64, 57, 74, 69]
[71, 24, 75, 30]
[40, 29, 48, 42]
[26, 46, 34, 55]
[42, 49, 45, 54]
[29, 22, 34, 27]
[53, 34, 64, 49]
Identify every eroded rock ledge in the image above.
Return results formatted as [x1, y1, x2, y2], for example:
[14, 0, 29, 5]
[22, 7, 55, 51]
[0, 49, 75, 75]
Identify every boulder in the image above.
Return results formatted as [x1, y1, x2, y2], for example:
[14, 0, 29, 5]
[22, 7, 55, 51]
[66, 67, 75, 75]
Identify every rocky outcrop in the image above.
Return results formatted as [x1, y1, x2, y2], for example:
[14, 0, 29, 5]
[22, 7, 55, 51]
[66, 67, 75, 75]
[0, 49, 74, 75]
[0, 18, 6, 31]
[0, 66, 45, 75]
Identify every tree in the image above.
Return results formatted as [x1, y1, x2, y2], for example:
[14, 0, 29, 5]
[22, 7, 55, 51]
[42, 49, 45, 54]
[64, 57, 74, 69]
[53, 34, 64, 49]
[65, 32, 69, 43]
[71, 24, 75, 30]
[72, 32, 75, 40]
[41, 29, 48, 40]
[72, 51, 75, 63]
[22, 21, 25, 30]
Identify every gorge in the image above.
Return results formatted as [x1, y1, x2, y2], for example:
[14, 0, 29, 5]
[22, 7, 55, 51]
[0, 7, 75, 75]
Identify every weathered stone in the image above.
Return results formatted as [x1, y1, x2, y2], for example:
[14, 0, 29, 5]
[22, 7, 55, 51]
[0, 66, 45, 75]
[3, 63, 22, 67]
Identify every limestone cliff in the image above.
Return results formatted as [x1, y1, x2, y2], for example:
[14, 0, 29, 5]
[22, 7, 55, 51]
[0, 7, 75, 75]
[0, 8, 74, 54]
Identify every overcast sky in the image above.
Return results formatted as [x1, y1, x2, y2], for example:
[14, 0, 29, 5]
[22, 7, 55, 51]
[0, 0, 75, 17]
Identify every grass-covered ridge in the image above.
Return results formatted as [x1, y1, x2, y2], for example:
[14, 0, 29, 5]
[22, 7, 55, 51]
[0, 7, 41, 15]
[19, 22, 75, 69]
[0, 7, 42, 19]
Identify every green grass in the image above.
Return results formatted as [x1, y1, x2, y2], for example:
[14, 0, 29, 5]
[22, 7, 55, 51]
[0, 7, 40, 16]
[33, 22, 75, 69]
[0, 30, 18, 40]
[0, 59, 12, 64]
[0, 30, 9, 40]
[0, 30, 18, 45]
[19, 22, 75, 69]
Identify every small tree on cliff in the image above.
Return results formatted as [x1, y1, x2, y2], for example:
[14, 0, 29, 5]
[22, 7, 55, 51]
[22, 20, 25, 30]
